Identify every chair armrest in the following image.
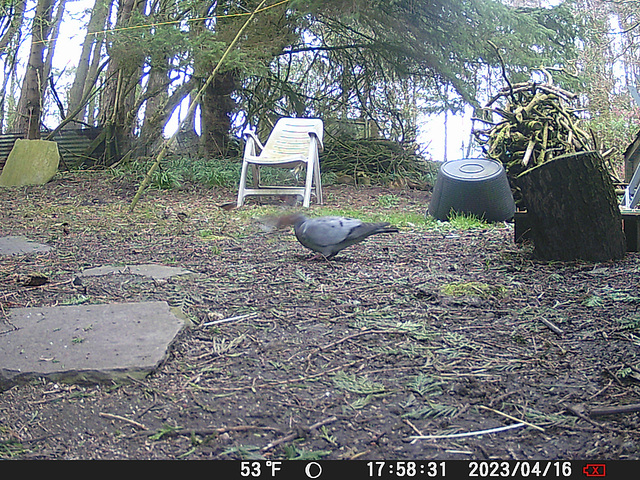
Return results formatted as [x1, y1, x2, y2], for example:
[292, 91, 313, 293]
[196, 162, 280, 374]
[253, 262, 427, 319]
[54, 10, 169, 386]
[309, 131, 324, 152]
[244, 130, 265, 152]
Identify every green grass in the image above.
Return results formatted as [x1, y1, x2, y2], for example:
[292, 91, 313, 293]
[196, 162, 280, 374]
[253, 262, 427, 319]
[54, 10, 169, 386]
[283, 444, 331, 460]
[110, 156, 242, 190]
[111, 155, 332, 191]
[406, 373, 447, 397]
[332, 371, 386, 395]
[236, 204, 510, 245]
[109, 150, 438, 192]
[377, 193, 401, 208]
[618, 316, 640, 331]
[446, 211, 493, 229]
[108, 156, 507, 237]
[234, 204, 435, 231]
[315, 207, 431, 229]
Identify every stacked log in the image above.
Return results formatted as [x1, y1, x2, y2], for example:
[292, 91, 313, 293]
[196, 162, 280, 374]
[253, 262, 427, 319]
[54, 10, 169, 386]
[474, 82, 601, 201]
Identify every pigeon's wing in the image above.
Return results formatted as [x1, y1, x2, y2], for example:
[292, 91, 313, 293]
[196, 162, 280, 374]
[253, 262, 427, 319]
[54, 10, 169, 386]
[343, 221, 392, 241]
[299, 216, 363, 247]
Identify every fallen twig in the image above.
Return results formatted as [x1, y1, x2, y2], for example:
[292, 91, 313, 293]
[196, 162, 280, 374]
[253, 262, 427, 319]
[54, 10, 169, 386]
[405, 418, 426, 445]
[312, 329, 407, 355]
[131, 424, 284, 439]
[563, 403, 629, 434]
[201, 312, 259, 326]
[589, 403, 640, 416]
[262, 416, 338, 452]
[478, 405, 545, 432]
[99, 412, 148, 430]
[409, 422, 526, 440]
[538, 317, 564, 336]
[211, 354, 383, 394]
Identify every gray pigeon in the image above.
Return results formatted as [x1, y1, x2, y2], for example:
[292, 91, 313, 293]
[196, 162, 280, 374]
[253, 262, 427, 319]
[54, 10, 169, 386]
[263, 213, 399, 258]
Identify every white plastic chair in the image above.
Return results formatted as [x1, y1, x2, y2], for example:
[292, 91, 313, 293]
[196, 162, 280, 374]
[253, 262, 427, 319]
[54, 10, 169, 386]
[236, 118, 323, 208]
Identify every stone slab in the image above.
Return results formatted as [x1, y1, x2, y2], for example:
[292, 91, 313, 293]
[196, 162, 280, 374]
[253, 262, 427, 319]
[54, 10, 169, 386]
[79, 264, 192, 280]
[0, 139, 60, 186]
[0, 235, 52, 256]
[0, 301, 186, 390]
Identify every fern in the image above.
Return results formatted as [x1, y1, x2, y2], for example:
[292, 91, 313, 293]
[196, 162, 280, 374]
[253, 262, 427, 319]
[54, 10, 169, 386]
[406, 373, 445, 397]
[616, 366, 633, 378]
[402, 402, 458, 419]
[333, 371, 385, 395]
[617, 316, 640, 331]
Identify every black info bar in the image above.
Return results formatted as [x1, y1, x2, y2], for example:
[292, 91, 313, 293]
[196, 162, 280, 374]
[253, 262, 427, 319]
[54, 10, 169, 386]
[16, 459, 633, 478]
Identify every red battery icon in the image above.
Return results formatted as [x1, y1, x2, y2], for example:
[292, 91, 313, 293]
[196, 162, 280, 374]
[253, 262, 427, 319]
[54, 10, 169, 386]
[583, 464, 606, 477]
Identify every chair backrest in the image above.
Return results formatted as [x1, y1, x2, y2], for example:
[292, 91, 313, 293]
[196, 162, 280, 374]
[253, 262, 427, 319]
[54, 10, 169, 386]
[261, 118, 323, 160]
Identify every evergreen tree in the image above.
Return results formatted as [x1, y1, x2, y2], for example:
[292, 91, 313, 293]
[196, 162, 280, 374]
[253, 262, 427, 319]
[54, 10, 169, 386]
[1, 0, 583, 159]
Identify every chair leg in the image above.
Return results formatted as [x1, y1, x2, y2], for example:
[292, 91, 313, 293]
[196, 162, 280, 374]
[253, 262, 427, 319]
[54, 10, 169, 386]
[237, 160, 250, 207]
[313, 157, 322, 204]
[303, 161, 315, 208]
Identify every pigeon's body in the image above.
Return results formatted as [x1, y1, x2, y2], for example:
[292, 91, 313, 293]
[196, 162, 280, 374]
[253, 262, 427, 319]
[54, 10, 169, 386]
[271, 213, 398, 258]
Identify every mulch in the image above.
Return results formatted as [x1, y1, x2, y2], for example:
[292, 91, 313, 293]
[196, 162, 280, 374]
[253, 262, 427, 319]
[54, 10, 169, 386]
[0, 172, 639, 460]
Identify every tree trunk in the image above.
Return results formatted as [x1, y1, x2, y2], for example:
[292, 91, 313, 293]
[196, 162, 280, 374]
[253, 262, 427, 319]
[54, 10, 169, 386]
[0, 0, 27, 131]
[516, 151, 626, 262]
[139, 63, 169, 154]
[15, 0, 54, 138]
[98, 0, 144, 163]
[68, 0, 110, 125]
[85, 29, 107, 126]
[190, 0, 241, 158]
[0, 0, 25, 130]
[0, 0, 26, 54]
[199, 70, 237, 158]
[43, 0, 67, 85]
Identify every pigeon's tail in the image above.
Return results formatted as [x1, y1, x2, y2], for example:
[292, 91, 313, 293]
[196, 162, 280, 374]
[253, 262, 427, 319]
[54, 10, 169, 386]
[353, 222, 399, 241]
[275, 213, 307, 229]
[254, 213, 306, 232]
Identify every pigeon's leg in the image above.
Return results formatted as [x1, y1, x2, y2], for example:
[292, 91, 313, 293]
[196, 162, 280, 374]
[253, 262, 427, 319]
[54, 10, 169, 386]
[309, 252, 334, 264]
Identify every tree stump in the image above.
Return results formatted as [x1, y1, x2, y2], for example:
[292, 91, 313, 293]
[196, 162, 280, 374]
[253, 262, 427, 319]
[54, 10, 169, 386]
[516, 151, 626, 262]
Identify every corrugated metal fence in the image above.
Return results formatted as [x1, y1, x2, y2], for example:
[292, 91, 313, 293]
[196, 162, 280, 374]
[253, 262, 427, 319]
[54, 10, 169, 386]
[0, 128, 104, 171]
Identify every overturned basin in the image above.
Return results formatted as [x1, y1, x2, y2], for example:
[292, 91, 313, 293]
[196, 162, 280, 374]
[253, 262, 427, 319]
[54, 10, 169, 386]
[428, 158, 515, 222]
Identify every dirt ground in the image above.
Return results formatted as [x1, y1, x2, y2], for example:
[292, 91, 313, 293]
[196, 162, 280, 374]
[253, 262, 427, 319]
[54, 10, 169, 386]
[1, 171, 639, 460]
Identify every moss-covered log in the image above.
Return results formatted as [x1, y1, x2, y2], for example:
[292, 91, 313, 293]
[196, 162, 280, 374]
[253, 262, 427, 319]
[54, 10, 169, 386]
[516, 151, 626, 262]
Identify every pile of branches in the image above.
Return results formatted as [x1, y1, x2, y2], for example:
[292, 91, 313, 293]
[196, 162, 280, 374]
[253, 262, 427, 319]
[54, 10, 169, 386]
[321, 136, 437, 189]
[472, 79, 608, 179]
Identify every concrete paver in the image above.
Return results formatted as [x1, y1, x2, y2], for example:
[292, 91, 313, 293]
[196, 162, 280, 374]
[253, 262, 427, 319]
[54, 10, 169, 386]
[0, 301, 186, 390]
[79, 264, 193, 280]
[0, 235, 51, 256]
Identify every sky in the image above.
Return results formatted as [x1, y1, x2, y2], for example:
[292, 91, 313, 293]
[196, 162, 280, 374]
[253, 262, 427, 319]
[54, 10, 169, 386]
[418, 110, 478, 162]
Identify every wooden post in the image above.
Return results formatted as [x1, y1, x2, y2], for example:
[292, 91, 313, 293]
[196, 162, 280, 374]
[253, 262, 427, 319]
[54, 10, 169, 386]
[516, 151, 626, 262]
